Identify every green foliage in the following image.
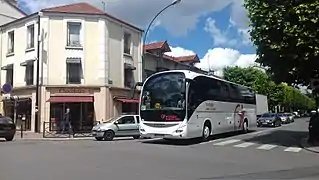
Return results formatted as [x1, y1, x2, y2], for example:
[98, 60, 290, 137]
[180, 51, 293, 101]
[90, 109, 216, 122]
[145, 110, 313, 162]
[244, 0, 319, 86]
[223, 66, 316, 111]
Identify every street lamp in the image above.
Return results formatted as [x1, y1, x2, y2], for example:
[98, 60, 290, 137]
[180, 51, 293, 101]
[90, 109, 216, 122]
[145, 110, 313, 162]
[35, 11, 43, 133]
[141, 0, 181, 81]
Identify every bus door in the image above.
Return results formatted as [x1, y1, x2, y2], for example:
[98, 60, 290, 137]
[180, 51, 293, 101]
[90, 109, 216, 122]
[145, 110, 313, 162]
[228, 84, 242, 131]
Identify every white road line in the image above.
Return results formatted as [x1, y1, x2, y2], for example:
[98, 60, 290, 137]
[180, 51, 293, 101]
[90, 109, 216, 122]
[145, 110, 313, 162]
[213, 139, 241, 146]
[284, 147, 302, 152]
[234, 142, 255, 148]
[257, 144, 277, 150]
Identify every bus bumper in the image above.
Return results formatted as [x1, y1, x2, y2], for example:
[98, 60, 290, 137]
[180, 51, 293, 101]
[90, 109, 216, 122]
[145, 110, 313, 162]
[140, 129, 188, 139]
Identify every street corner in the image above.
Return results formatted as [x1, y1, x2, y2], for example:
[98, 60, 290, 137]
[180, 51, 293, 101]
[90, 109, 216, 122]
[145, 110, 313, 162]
[300, 138, 319, 154]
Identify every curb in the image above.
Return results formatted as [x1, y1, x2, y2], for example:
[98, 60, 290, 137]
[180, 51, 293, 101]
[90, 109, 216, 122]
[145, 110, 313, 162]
[300, 138, 319, 154]
[14, 137, 93, 141]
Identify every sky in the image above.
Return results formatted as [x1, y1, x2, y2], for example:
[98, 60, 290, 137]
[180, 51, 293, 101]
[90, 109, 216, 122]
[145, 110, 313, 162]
[17, 0, 258, 76]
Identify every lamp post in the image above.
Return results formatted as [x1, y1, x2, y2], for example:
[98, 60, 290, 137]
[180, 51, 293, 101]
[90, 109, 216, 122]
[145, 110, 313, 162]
[141, 0, 181, 81]
[35, 11, 43, 133]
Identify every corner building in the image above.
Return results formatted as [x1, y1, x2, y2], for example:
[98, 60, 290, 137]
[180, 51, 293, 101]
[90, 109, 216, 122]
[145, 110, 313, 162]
[0, 3, 143, 133]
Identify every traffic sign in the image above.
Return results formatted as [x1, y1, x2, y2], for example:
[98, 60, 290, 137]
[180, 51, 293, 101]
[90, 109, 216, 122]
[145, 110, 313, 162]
[2, 83, 12, 94]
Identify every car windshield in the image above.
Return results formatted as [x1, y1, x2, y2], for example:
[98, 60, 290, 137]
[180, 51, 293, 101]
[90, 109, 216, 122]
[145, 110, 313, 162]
[278, 114, 286, 117]
[262, 113, 275, 117]
[141, 72, 186, 111]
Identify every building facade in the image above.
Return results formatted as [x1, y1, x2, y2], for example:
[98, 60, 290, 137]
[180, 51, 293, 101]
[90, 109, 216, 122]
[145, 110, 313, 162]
[0, 0, 26, 25]
[144, 41, 207, 77]
[0, 2, 142, 133]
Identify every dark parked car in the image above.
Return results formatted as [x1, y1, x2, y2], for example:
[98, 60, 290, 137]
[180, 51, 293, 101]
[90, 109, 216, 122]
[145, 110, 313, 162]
[0, 115, 16, 141]
[257, 113, 282, 127]
[308, 113, 319, 144]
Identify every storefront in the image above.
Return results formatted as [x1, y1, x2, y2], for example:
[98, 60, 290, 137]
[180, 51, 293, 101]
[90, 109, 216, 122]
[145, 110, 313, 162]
[108, 87, 140, 117]
[3, 97, 32, 130]
[43, 87, 102, 133]
[1, 88, 35, 131]
[1, 86, 140, 133]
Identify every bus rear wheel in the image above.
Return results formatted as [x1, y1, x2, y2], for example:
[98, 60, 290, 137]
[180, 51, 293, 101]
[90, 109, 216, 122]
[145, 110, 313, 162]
[202, 122, 211, 142]
[242, 120, 249, 133]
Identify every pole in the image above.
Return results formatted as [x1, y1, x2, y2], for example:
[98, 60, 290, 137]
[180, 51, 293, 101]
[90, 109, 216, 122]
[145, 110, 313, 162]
[102, 1, 106, 11]
[141, 0, 181, 81]
[35, 12, 41, 133]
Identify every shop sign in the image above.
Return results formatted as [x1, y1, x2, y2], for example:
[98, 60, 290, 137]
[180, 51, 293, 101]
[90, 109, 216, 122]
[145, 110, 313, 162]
[55, 88, 93, 94]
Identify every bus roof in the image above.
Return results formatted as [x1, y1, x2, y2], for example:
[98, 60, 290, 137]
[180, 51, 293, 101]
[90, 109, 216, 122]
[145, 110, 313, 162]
[146, 70, 253, 90]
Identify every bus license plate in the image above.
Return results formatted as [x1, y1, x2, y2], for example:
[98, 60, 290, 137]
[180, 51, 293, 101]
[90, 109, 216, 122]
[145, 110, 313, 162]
[154, 134, 165, 138]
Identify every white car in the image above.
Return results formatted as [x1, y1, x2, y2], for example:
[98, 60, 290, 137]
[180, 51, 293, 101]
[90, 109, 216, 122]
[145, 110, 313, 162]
[91, 115, 140, 141]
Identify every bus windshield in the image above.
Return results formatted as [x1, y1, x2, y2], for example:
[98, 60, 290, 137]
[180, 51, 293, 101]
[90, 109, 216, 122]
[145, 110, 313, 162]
[141, 72, 186, 111]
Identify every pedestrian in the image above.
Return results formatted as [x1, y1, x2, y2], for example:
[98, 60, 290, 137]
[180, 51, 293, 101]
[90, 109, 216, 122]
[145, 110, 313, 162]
[61, 108, 72, 134]
[238, 105, 246, 129]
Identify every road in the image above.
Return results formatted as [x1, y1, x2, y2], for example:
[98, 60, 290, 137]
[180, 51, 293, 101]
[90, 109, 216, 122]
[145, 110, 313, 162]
[1, 117, 319, 180]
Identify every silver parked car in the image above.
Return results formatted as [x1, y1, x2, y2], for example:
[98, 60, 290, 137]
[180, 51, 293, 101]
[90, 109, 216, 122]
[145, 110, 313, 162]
[92, 115, 140, 141]
[284, 113, 294, 123]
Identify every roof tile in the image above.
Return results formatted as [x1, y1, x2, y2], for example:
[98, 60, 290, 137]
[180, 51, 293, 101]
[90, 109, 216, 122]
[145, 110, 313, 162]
[42, 2, 142, 31]
[42, 2, 105, 15]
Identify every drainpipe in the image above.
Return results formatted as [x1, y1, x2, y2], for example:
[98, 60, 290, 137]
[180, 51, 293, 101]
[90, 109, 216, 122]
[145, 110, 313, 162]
[0, 27, 3, 88]
[35, 11, 42, 133]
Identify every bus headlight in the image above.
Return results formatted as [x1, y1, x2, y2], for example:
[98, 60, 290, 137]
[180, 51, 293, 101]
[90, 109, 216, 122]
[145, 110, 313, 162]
[175, 124, 186, 133]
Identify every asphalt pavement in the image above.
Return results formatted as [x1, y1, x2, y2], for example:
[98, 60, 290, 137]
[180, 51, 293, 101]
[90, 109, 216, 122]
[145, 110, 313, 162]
[1, 117, 319, 180]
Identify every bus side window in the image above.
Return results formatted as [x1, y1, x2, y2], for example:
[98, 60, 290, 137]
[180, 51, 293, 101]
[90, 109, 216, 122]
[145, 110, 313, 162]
[220, 82, 231, 101]
[229, 84, 242, 102]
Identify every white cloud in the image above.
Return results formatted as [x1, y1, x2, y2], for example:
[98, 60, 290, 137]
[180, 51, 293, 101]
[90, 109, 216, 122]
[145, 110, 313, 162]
[19, 0, 248, 37]
[165, 46, 257, 77]
[165, 46, 196, 57]
[204, 17, 238, 47]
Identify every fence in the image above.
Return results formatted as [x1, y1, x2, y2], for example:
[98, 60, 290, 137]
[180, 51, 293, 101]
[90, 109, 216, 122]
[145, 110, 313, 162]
[43, 121, 100, 138]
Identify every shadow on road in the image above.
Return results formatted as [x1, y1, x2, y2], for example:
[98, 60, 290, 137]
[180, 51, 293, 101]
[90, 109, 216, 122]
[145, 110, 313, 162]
[242, 130, 308, 147]
[140, 130, 257, 146]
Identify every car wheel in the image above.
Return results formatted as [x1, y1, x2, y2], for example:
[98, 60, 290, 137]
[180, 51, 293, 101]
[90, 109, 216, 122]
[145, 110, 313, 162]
[103, 130, 115, 141]
[95, 137, 104, 141]
[5, 136, 14, 141]
[133, 135, 140, 139]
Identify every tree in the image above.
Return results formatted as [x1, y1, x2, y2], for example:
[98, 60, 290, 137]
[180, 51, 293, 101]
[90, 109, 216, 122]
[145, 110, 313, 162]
[223, 66, 270, 94]
[223, 66, 316, 111]
[244, 0, 319, 86]
[223, 66, 278, 108]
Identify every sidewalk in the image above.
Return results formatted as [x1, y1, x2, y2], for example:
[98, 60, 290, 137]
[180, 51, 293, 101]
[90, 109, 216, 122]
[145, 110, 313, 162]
[300, 138, 319, 153]
[14, 131, 93, 141]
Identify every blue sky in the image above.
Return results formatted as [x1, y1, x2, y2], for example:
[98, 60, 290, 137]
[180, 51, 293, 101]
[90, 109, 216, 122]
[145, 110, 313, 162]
[148, 4, 255, 58]
[18, 0, 257, 73]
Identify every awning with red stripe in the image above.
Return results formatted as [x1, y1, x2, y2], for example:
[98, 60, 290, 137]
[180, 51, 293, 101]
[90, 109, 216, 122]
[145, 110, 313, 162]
[115, 98, 139, 103]
[47, 96, 94, 103]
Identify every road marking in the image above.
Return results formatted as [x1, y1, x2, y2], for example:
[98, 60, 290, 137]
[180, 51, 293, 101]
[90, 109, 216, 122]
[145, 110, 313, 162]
[284, 147, 302, 152]
[213, 139, 241, 146]
[234, 142, 255, 148]
[257, 144, 277, 150]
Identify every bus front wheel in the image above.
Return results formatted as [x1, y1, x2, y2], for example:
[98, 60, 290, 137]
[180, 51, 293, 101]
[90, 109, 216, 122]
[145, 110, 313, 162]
[202, 122, 211, 142]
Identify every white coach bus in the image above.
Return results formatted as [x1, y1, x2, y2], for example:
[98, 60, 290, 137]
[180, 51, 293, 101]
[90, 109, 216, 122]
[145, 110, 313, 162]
[137, 70, 257, 141]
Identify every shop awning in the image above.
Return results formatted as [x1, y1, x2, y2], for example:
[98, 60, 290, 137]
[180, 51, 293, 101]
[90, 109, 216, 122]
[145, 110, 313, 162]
[115, 98, 139, 103]
[47, 96, 94, 103]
